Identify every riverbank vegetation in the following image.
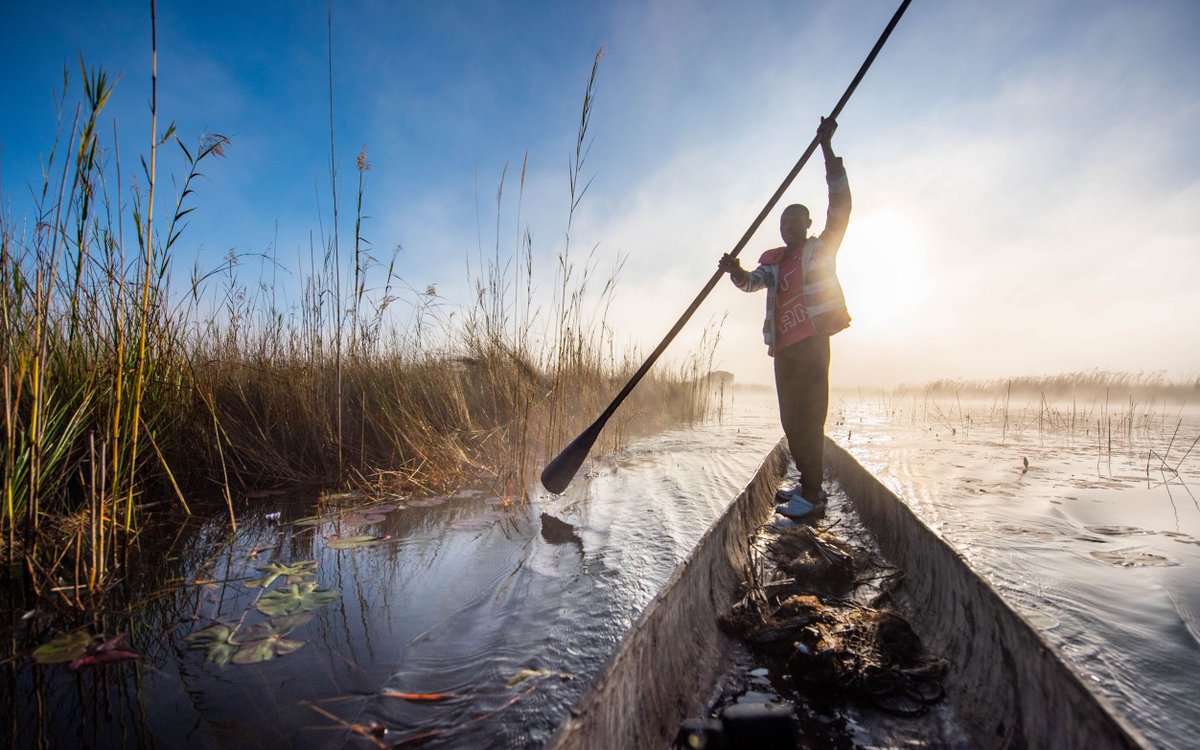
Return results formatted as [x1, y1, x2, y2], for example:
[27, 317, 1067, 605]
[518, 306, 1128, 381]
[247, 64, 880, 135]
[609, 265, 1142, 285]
[1, 49, 719, 604]
[919, 371, 1200, 403]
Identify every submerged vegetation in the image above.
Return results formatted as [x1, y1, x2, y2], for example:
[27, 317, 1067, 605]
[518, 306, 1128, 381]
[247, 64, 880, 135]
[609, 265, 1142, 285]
[1, 44, 719, 604]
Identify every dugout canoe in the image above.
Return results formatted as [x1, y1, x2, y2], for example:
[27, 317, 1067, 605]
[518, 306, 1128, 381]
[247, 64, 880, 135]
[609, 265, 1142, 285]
[548, 438, 1151, 749]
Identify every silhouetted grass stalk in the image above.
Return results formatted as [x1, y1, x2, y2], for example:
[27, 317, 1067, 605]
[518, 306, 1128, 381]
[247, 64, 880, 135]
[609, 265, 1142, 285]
[3, 42, 724, 601]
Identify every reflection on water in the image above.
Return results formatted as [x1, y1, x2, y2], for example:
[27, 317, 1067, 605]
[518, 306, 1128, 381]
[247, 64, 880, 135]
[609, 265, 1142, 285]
[0, 396, 781, 749]
[3, 389, 1197, 749]
[831, 390, 1200, 750]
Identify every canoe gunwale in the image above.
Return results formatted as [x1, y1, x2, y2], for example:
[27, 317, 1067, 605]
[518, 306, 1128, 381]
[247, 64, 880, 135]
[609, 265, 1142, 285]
[550, 438, 1151, 749]
[548, 440, 791, 750]
[823, 440, 1150, 749]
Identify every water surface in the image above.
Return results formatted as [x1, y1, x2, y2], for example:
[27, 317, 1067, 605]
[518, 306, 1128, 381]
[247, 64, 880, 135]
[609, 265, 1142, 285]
[830, 390, 1200, 750]
[4, 389, 1196, 748]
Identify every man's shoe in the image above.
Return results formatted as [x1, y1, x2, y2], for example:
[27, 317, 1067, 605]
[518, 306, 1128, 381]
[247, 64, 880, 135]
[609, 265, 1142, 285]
[776, 496, 820, 519]
[775, 486, 802, 504]
[775, 487, 828, 506]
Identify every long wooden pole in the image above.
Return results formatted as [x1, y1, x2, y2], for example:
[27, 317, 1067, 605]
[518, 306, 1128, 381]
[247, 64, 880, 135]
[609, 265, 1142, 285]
[541, 0, 913, 493]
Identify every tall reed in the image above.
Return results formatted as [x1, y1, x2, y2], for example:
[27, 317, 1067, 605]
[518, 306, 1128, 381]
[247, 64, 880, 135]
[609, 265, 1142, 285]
[2, 41, 722, 603]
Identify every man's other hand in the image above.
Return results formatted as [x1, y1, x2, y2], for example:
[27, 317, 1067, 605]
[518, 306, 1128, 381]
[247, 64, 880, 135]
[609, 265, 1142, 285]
[817, 116, 838, 143]
[719, 253, 746, 283]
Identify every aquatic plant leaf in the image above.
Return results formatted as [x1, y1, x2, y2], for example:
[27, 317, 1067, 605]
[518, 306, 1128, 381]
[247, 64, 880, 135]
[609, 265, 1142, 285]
[69, 634, 138, 670]
[231, 633, 306, 664]
[231, 640, 273, 664]
[245, 560, 318, 588]
[268, 611, 316, 635]
[290, 517, 323, 527]
[505, 667, 551, 688]
[33, 629, 94, 664]
[326, 534, 386, 549]
[234, 612, 315, 644]
[186, 624, 238, 667]
[256, 581, 340, 617]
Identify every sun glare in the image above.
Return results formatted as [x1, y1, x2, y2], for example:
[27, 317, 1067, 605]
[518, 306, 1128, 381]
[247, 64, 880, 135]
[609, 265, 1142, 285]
[837, 210, 929, 331]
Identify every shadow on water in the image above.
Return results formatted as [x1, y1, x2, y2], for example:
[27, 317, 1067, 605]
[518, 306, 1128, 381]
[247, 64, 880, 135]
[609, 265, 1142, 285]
[540, 513, 584, 556]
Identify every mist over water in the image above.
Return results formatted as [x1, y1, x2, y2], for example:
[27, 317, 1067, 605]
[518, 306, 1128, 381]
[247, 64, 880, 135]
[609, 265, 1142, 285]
[829, 389, 1200, 750]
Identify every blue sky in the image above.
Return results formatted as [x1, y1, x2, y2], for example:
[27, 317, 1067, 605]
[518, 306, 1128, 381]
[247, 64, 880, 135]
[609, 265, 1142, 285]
[3, 1, 1199, 387]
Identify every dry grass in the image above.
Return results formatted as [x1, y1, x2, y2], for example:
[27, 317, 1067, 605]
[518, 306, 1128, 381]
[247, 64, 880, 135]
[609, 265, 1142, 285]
[1, 43, 720, 604]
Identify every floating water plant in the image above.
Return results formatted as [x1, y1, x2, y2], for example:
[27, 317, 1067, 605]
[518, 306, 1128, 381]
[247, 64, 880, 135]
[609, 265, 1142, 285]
[188, 612, 315, 666]
[33, 631, 138, 669]
[325, 534, 387, 549]
[256, 581, 341, 617]
[186, 624, 239, 667]
[229, 630, 306, 664]
[70, 634, 140, 669]
[32, 630, 95, 664]
[505, 667, 552, 688]
[245, 560, 319, 588]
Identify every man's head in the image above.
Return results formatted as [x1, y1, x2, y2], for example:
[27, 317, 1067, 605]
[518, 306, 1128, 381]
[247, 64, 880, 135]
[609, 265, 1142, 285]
[780, 204, 812, 247]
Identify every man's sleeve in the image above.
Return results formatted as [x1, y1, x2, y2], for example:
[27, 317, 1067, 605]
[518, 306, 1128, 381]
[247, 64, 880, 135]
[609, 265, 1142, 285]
[819, 157, 851, 250]
[733, 264, 772, 292]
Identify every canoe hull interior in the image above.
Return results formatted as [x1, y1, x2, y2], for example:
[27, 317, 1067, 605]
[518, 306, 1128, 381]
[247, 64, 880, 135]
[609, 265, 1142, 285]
[550, 438, 1150, 749]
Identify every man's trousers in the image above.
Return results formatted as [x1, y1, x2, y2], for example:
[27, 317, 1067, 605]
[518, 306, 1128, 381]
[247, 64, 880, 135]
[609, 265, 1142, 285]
[773, 335, 831, 498]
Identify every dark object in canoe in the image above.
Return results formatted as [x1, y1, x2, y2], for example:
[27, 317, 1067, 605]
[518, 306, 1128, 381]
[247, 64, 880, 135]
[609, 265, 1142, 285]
[548, 439, 1150, 749]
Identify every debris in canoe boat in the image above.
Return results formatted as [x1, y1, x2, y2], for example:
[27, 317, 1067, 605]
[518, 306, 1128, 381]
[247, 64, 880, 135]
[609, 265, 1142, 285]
[713, 517, 948, 743]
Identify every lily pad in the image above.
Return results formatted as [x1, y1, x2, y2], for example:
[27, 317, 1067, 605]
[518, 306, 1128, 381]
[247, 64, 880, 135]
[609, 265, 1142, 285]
[290, 517, 324, 527]
[236, 612, 315, 642]
[231, 632, 306, 664]
[326, 534, 387, 549]
[33, 629, 94, 664]
[187, 624, 239, 667]
[189, 613, 315, 667]
[256, 581, 340, 616]
[245, 560, 318, 588]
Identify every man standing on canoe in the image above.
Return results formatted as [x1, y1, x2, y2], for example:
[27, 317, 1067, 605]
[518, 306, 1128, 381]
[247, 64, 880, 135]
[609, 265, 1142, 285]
[718, 117, 850, 520]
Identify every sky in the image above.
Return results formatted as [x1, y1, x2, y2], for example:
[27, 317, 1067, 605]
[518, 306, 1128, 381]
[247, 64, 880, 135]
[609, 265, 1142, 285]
[2, 0, 1198, 388]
